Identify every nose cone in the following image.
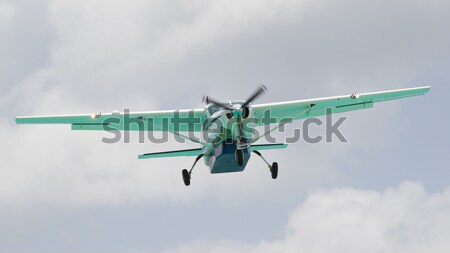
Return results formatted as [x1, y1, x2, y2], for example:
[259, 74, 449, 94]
[233, 110, 243, 118]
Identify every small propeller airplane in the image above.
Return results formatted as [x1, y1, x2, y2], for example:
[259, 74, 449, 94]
[16, 85, 430, 186]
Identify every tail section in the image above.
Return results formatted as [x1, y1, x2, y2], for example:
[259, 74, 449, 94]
[138, 143, 287, 160]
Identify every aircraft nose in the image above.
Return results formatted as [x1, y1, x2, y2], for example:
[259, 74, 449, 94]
[233, 110, 243, 118]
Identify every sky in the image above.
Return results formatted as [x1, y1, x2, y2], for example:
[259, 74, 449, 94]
[0, 0, 449, 252]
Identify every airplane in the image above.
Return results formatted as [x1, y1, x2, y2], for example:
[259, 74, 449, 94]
[15, 85, 430, 186]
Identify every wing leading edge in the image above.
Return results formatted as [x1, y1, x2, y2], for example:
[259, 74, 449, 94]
[15, 86, 430, 133]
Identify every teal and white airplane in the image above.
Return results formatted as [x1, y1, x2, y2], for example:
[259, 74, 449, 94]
[16, 85, 430, 186]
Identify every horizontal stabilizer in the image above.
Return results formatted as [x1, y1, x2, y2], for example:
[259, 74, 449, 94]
[138, 148, 202, 159]
[250, 143, 288, 151]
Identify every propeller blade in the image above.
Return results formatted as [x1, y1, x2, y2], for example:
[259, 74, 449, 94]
[241, 84, 267, 108]
[202, 95, 209, 104]
[206, 97, 233, 110]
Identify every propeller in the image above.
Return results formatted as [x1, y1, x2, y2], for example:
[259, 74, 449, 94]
[241, 84, 267, 108]
[205, 84, 267, 112]
[205, 84, 268, 141]
[205, 97, 234, 111]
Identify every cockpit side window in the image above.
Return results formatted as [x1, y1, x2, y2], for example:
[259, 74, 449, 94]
[207, 105, 222, 115]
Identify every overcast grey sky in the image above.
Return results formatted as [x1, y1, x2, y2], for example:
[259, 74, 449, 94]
[1, 0, 449, 252]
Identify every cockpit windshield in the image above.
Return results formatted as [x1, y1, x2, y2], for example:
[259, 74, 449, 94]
[207, 104, 223, 115]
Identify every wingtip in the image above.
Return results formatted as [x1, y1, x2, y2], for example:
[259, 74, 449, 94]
[421, 85, 432, 93]
[15, 117, 22, 125]
[408, 85, 431, 94]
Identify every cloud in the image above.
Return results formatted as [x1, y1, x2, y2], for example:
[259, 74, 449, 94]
[0, 0, 448, 251]
[0, 0, 332, 212]
[162, 181, 450, 253]
[0, 0, 448, 222]
[0, 3, 16, 24]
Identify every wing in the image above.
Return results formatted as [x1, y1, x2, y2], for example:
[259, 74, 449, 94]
[250, 143, 288, 151]
[252, 86, 431, 125]
[16, 109, 206, 132]
[138, 148, 203, 159]
[138, 143, 288, 159]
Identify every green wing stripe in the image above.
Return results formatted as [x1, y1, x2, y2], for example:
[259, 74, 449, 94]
[252, 86, 430, 125]
[16, 114, 96, 124]
[16, 109, 206, 132]
[250, 143, 288, 151]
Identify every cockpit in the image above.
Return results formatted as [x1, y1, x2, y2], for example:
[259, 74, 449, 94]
[205, 101, 245, 117]
[206, 104, 224, 115]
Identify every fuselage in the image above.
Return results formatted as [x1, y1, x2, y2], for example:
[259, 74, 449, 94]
[201, 101, 255, 173]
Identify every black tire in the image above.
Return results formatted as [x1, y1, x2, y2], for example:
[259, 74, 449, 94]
[270, 162, 278, 179]
[182, 169, 190, 186]
[236, 149, 244, 166]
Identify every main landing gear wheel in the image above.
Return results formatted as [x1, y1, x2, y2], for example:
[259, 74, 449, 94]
[270, 162, 278, 179]
[182, 169, 191, 186]
[252, 150, 279, 180]
[235, 149, 244, 166]
[182, 154, 203, 186]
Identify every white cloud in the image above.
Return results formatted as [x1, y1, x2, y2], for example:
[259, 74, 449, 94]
[0, 0, 448, 251]
[0, 0, 447, 227]
[151, 0, 303, 63]
[162, 181, 450, 253]
[0, 0, 326, 211]
[5, 0, 304, 111]
[0, 3, 16, 24]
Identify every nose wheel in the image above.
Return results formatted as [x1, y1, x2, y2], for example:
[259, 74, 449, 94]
[235, 149, 244, 166]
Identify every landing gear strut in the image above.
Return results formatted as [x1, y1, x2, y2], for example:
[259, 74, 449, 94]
[252, 150, 278, 179]
[182, 154, 204, 186]
[235, 149, 244, 166]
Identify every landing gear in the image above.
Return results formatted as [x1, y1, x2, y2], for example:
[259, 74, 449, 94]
[182, 169, 190, 186]
[270, 162, 278, 179]
[182, 154, 203, 186]
[235, 149, 244, 166]
[253, 150, 278, 179]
